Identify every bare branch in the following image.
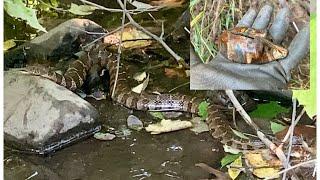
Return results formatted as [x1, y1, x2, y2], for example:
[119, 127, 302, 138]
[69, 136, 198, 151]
[111, 0, 127, 98]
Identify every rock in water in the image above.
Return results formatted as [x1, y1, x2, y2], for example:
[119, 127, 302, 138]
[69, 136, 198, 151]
[4, 70, 100, 154]
[127, 115, 143, 131]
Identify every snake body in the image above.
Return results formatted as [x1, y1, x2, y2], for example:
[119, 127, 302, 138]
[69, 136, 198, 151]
[25, 45, 263, 150]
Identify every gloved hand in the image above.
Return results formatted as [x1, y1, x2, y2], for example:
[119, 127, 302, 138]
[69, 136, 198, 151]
[190, 5, 310, 90]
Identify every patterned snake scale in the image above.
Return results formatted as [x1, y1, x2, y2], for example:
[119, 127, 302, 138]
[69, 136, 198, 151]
[25, 44, 263, 150]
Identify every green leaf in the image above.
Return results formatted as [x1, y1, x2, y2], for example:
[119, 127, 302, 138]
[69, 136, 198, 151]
[221, 153, 241, 168]
[4, 39, 16, 51]
[4, 0, 47, 32]
[270, 122, 286, 134]
[68, 3, 97, 16]
[198, 101, 210, 120]
[149, 112, 165, 120]
[292, 14, 316, 118]
[249, 101, 289, 119]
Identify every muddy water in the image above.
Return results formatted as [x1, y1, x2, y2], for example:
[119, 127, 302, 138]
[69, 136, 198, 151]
[5, 93, 224, 180]
[4, 3, 227, 179]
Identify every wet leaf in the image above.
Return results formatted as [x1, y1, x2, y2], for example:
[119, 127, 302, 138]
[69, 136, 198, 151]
[133, 71, 147, 82]
[132, 74, 149, 94]
[270, 122, 286, 134]
[94, 132, 116, 141]
[198, 101, 209, 120]
[227, 156, 242, 180]
[231, 128, 250, 139]
[4, 0, 47, 32]
[253, 168, 280, 179]
[3, 39, 16, 51]
[249, 101, 289, 119]
[68, 3, 97, 16]
[145, 119, 192, 134]
[221, 153, 241, 168]
[149, 112, 165, 120]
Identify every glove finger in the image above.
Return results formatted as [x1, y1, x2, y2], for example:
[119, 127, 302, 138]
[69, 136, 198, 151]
[236, 8, 257, 27]
[252, 4, 273, 30]
[279, 24, 310, 76]
[269, 7, 290, 44]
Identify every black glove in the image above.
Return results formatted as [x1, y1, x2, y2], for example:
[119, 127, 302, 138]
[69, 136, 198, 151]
[190, 5, 310, 90]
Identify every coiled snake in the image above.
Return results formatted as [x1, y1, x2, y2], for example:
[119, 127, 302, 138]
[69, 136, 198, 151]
[25, 44, 263, 150]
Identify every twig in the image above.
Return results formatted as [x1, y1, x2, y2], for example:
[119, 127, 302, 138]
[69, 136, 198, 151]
[168, 82, 190, 93]
[116, 0, 185, 66]
[81, 22, 130, 49]
[283, 99, 297, 180]
[281, 108, 305, 143]
[195, 163, 231, 180]
[111, 0, 127, 98]
[79, 0, 158, 13]
[225, 90, 288, 166]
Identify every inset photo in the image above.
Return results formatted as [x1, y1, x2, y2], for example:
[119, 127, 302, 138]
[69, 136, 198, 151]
[190, 0, 310, 90]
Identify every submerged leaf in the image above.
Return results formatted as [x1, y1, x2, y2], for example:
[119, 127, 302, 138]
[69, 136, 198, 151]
[249, 101, 289, 119]
[145, 119, 192, 134]
[198, 101, 209, 120]
[221, 153, 241, 168]
[4, 0, 47, 32]
[68, 3, 97, 15]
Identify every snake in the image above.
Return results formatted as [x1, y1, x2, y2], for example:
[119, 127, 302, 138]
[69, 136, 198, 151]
[24, 44, 264, 150]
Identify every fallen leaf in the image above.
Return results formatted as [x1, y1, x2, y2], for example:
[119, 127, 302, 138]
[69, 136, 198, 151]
[132, 74, 149, 94]
[244, 150, 282, 179]
[221, 153, 241, 168]
[227, 156, 242, 180]
[68, 3, 97, 15]
[253, 168, 280, 179]
[4, 39, 16, 51]
[145, 119, 192, 134]
[133, 71, 147, 82]
[104, 26, 153, 49]
[270, 122, 286, 134]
